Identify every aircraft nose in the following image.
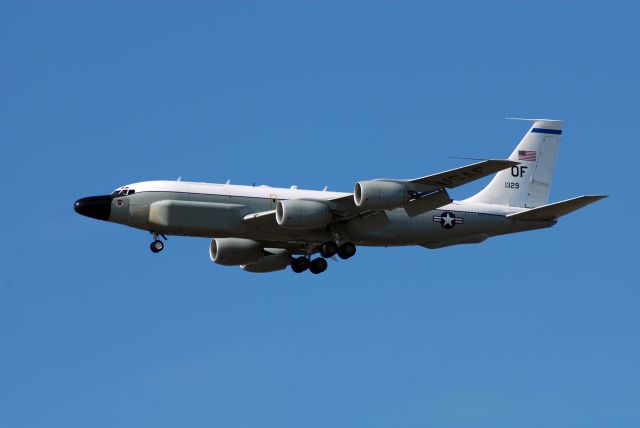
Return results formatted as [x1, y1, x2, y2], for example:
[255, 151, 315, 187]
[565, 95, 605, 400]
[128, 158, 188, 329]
[74, 195, 112, 221]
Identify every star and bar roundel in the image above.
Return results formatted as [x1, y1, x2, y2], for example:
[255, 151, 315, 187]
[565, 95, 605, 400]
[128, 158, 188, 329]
[433, 211, 463, 229]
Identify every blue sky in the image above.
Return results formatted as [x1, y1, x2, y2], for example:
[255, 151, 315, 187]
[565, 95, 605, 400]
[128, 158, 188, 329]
[1, 2, 638, 427]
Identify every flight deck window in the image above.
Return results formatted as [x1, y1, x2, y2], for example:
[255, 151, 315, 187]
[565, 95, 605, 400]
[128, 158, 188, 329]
[110, 187, 136, 197]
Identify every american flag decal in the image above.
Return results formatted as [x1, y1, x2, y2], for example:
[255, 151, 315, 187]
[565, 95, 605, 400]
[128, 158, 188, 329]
[518, 150, 536, 161]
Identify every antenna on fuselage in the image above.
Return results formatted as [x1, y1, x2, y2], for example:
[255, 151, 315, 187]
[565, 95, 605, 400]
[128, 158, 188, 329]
[177, 177, 182, 181]
[225, 179, 230, 185]
[322, 186, 328, 191]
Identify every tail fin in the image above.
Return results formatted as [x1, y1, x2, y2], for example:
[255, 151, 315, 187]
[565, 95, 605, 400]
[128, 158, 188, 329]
[466, 119, 563, 208]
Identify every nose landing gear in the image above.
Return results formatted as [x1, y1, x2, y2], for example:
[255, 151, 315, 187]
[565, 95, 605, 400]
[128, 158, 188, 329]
[150, 240, 164, 253]
[149, 232, 167, 253]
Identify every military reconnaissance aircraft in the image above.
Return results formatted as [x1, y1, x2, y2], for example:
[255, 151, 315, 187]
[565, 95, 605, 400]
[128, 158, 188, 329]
[75, 119, 605, 274]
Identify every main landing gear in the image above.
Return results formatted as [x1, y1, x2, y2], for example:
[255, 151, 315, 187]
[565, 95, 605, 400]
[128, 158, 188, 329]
[291, 241, 356, 274]
[291, 256, 327, 274]
[337, 242, 356, 260]
[149, 232, 167, 253]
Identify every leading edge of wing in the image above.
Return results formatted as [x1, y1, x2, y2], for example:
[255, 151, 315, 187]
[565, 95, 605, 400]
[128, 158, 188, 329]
[408, 159, 518, 189]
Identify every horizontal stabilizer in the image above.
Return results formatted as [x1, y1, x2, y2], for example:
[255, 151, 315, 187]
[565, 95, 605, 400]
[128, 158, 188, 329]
[507, 195, 607, 221]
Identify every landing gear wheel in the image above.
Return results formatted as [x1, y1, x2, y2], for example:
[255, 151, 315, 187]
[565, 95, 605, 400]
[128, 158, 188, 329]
[291, 256, 310, 273]
[150, 240, 164, 253]
[309, 258, 328, 274]
[319, 241, 338, 258]
[337, 242, 356, 259]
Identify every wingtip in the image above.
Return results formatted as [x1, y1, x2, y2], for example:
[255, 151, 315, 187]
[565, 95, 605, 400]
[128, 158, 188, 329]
[487, 158, 520, 166]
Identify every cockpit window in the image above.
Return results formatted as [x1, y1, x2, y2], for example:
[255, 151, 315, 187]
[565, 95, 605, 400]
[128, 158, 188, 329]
[111, 187, 135, 197]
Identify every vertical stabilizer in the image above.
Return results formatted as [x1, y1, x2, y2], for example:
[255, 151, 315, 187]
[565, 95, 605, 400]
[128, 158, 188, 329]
[466, 119, 563, 208]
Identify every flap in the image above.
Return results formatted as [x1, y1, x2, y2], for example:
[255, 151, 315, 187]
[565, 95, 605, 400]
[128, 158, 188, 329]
[404, 189, 452, 218]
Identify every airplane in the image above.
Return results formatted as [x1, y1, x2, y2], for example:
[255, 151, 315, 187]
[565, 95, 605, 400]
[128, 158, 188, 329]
[74, 119, 606, 274]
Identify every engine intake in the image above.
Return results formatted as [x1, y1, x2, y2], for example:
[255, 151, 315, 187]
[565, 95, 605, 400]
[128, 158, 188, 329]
[276, 200, 331, 230]
[241, 249, 290, 273]
[209, 238, 263, 266]
[354, 180, 409, 210]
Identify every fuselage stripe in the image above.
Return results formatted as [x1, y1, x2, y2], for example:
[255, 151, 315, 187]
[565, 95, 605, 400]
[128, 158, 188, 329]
[531, 128, 562, 135]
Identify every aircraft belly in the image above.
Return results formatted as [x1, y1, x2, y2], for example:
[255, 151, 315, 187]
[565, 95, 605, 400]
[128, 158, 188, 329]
[344, 208, 521, 247]
[120, 192, 551, 248]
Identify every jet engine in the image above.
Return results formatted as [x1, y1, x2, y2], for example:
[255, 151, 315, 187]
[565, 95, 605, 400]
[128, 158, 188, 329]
[241, 249, 290, 273]
[209, 238, 263, 266]
[276, 200, 331, 230]
[354, 180, 409, 210]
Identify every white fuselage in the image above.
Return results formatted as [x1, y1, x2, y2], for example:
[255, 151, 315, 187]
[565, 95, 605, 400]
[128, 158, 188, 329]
[107, 180, 552, 252]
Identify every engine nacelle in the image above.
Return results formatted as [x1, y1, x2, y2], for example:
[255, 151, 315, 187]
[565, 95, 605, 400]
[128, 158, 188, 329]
[209, 238, 263, 266]
[241, 249, 290, 273]
[276, 200, 331, 230]
[354, 180, 409, 210]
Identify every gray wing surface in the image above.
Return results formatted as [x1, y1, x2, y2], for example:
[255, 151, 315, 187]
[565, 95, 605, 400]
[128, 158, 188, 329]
[405, 159, 519, 189]
[243, 159, 517, 228]
[328, 160, 517, 210]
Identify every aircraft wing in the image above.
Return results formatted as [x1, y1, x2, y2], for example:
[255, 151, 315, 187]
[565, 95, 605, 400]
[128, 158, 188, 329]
[243, 159, 517, 228]
[405, 159, 519, 189]
[327, 159, 517, 216]
[328, 189, 452, 219]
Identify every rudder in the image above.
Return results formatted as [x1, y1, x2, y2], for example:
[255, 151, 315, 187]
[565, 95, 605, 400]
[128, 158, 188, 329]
[466, 119, 563, 208]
